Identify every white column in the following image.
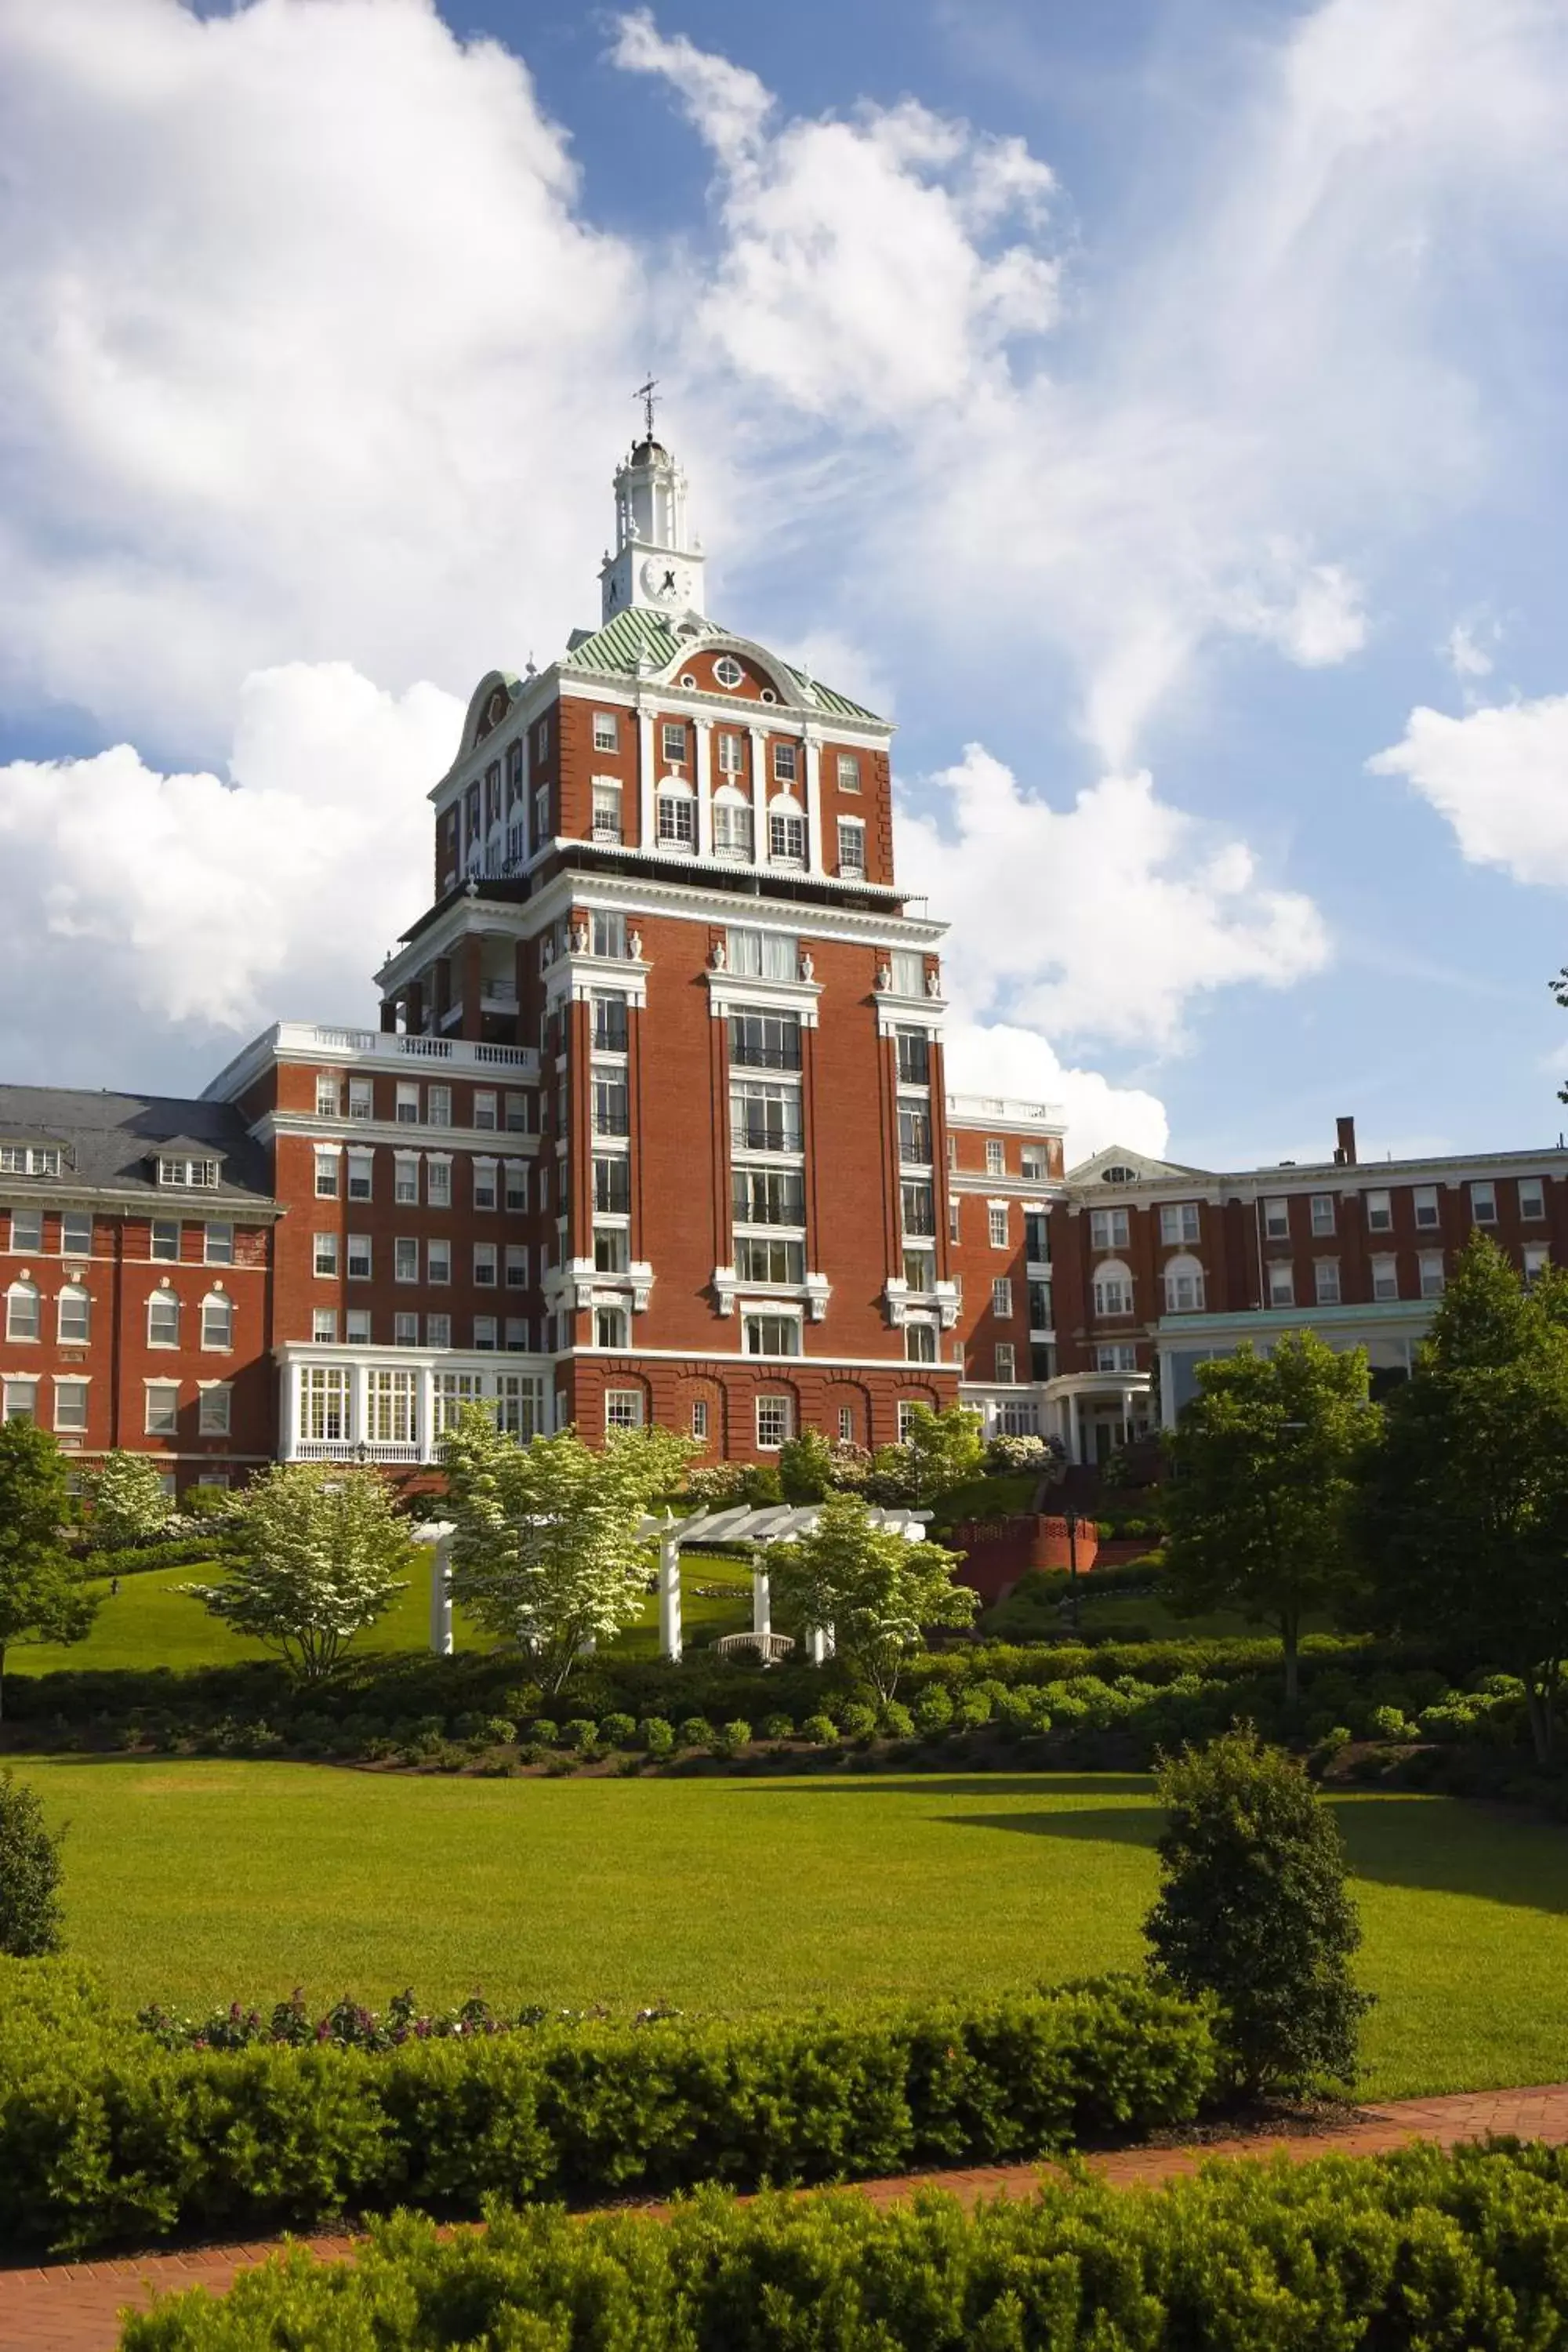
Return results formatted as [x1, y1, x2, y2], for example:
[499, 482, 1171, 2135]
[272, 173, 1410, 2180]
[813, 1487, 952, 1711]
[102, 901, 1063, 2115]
[803, 732, 823, 875]
[749, 724, 769, 866]
[425, 1526, 454, 1656]
[694, 717, 713, 858]
[281, 1358, 303, 1461]
[659, 1526, 683, 1662]
[637, 706, 656, 848]
[418, 1365, 438, 1461]
[752, 1552, 771, 1637]
[351, 1360, 372, 1449]
[1066, 1389, 1082, 1465]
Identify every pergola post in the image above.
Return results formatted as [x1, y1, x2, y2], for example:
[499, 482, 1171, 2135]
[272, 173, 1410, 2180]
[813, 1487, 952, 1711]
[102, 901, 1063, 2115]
[751, 1544, 771, 1638]
[412, 1522, 455, 1657]
[659, 1518, 683, 1663]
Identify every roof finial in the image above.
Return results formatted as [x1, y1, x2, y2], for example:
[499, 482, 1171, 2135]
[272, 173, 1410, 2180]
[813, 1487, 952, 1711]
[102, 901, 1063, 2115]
[633, 375, 660, 441]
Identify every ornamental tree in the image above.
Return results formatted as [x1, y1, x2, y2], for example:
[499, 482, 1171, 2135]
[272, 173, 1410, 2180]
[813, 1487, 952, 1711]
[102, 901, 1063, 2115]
[1163, 1329, 1374, 1708]
[766, 1492, 977, 1702]
[86, 1450, 173, 1547]
[0, 1769, 64, 1956]
[183, 1462, 411, 1682]
[0, 1421, 97, 1720]
[902, 1403, 985, 1498]
[438, 1410, 695, 1693]
[1356, 1235, 1568, 1762]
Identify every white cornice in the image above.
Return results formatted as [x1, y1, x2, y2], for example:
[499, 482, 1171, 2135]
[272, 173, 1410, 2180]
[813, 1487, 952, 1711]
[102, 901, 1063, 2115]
[256, 1112, 539, 1156]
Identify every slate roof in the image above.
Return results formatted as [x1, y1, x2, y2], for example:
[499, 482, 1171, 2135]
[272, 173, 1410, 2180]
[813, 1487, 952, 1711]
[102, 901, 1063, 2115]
[0, 1087, 274, 1204]
[560, 607, 883, 722]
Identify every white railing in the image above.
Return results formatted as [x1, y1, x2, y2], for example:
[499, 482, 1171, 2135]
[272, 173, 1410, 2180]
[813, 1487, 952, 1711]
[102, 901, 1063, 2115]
[295, 1439, 424, 1464]
[276, 1023, 537, 1077]
[946, 1092, 1065, 1127]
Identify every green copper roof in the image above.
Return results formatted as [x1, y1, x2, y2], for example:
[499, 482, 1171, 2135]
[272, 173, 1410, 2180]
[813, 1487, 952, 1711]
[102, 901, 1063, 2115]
[559, 608, 883, 724]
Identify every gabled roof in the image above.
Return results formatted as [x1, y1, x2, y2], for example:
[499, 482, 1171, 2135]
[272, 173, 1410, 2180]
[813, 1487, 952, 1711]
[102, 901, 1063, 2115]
[1066, 1144, 1212, 1187]
[560, 607, 884, 722]
[0, 1088, 274, 1204]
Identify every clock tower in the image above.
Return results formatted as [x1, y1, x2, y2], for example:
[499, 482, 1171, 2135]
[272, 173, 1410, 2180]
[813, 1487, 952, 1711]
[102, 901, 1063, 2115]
[598, 430, 706, 624]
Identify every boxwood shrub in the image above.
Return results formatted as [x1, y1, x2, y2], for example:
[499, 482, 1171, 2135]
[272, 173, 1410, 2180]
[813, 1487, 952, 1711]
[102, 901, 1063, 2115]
[0, 1962, 1214, 2257]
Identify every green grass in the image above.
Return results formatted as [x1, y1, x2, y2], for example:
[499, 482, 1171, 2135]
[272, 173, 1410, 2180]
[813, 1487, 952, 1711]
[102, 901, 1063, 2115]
[12, 1759, 1568, 2101]
[6, 1553, 757, 1676]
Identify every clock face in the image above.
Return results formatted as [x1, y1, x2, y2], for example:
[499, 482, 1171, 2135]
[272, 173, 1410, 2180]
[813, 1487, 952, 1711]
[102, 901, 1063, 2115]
[641, 556, 684, 603]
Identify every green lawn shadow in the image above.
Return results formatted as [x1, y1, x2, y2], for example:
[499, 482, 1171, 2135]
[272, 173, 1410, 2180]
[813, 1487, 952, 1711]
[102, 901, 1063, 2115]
[730, 1775, 1153, 1802]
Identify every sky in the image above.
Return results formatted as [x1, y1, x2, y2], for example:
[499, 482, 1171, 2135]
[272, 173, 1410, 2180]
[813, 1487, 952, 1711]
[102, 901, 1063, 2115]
[4, 0, 1568, 1170]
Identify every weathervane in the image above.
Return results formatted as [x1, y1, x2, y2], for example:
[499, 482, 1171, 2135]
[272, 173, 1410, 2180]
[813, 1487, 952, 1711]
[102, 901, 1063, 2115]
[633, 375, 660, 439]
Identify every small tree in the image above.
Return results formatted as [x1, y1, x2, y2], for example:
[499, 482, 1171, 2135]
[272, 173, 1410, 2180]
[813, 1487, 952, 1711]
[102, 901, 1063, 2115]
[86, 1450, 174, 1547]
[1145, 1726, 1370, 2099]
[1164, 1329, 1372, 1707]
[183, 1463, 411, 1681]
[767, 1492, 977, 1702]
[779, 1428, 836, 1503]
[0, 1422, 97, 1720]
[0, 1769, 64, 1955]
[902, 1403, 985, 1498]
[440, 1410, 695, 1693]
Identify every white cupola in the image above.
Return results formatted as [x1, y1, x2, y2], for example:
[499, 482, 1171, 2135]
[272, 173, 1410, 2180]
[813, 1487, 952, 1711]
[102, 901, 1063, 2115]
[598, 390, 706, 624]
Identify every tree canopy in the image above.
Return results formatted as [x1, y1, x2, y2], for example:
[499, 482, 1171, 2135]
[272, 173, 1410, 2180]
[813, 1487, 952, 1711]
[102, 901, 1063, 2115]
[0, 1421, 97, 1719]
[766, 1492, 977, 1701]
[183, 1461, 411, 1681]
[1356, 1234, 1568, 1761]
[1163, 1328, 1373, 1705]
[85, 1450, 174, 1547]
[439, 1410, 694, 1691]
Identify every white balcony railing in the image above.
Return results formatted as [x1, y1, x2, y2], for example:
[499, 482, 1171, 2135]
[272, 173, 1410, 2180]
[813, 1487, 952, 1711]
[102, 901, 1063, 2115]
[281, 1023, 537, 1076]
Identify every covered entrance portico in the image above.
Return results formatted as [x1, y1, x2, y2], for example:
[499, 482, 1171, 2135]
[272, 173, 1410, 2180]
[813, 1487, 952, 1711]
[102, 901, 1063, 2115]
[1045, 1371, 1153, 1466]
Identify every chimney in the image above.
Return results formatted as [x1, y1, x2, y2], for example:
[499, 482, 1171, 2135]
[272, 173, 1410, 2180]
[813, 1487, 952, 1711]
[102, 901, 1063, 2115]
[1334, 1114, 1357, 1167]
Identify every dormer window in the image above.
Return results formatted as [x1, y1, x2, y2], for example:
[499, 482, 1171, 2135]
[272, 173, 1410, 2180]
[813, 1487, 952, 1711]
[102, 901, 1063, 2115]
[158, 1155, 220, 1189]
[1102, 1163, 1138, 1184]
[0, 1143, 64, 1177]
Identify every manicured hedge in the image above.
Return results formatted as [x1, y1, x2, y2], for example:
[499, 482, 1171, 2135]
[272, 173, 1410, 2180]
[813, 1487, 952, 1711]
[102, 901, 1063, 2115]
[124, 2140, 1568, 2351]
[0, 1963, 1214, 2256]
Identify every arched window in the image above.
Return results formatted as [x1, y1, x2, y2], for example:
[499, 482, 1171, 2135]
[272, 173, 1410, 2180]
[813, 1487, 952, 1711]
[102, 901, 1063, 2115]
[712, 785, 754, 861]
[1091, 1259, 1134, 1318]
[201, 1290, 234, 1351]
[655, 778, 695, 849]
[5, 1280, 39, 1342]
[768, 793, 806, 865]
[147, 1287, 180, 1348]
[1163, 1254, 1205, 1314]
[56, 1283, 90, 1345]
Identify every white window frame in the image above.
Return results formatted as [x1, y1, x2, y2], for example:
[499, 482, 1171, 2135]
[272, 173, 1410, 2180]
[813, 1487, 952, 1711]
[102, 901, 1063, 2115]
[1371, 1254, 1399, 1301]
[144, 1381, 180, 1435]
[755, 1394, 793, 1450]
[200, 1291, 234, 1351]
[991, 1276, 1013, 1318]
[1314, 1258, 1341, 1305]
[605, 1388, 644, 1431]
[1160, 1203, 1201, 1247]
[1266, 1262, 1295, 1308]
[53, 1377, 89, 1435]
[4, 1281, 40, 1343]
[198, 1384, 232, 1436]
[1419, 1250, 1446, 1299]
[1520, 1178, 1547, 1222]
[313, 1232, 339, 1278]
[1470, 1180, 1498, 1226]
[147, 1288, 180, 1348]
[988, 1204, 1009, 1250]
[1311, 1194, 1336, 1236]
[1089, 1207, 1129, 1251]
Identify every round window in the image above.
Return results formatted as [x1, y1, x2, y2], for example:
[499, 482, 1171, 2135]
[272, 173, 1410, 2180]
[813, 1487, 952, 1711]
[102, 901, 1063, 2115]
[679, 673, 698, 688]
[713, 655, 745, 689]
[759, 688, 777, 705]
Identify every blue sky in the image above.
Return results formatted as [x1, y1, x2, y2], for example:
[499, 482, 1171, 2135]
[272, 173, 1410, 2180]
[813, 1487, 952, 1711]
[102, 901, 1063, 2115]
[4, 0, 1568, 1167]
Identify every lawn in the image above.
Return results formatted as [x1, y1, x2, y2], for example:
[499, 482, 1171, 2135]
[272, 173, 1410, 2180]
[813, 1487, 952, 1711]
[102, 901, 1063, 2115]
[13, 1759, 1568, 2101]
[6, 1552, 757, 1675]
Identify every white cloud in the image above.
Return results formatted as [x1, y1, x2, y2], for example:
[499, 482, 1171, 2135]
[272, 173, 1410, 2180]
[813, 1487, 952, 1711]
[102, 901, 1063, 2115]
[903, 746, 1330, 1058]
[1369, 694, 1568, 886]
[942, 1018, 1170, 1166]
[1443, 616, 1498, 680]
[0, 662, 460, 1087]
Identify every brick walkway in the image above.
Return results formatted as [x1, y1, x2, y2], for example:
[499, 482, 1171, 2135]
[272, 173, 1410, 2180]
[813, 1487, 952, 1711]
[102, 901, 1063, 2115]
[9, 2083, 1568, 2352]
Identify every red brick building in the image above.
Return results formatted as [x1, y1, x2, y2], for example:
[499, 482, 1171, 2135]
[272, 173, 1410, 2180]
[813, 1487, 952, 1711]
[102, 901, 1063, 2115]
[4, 432, 1566, 1486]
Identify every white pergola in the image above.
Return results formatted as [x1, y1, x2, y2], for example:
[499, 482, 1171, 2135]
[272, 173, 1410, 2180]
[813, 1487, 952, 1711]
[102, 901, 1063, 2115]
[412, 1502, 932, 1663]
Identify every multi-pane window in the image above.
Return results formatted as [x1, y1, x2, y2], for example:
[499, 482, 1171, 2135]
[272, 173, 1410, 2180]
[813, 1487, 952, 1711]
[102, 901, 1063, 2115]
[347, 1076, 373, 1120]
[692, 1399, 711, 1440]
[315, 1073, 339, 1117]
[890, 949, 924, 996]
[592, 780, 622, 841]
[1311, 1194, 1336, 1236]
[347, 1236, 372, 1281]
[312, 1306, 337, 1343]
[661, 720, 687, 764]
[1021, 1147, 1047, 1180]
[901, 1179, 936, 1237]
[1092, 1266, 1133, 1316]
[345, 1308, 372, 1342]
[728, 927, 797, 980]
[314, 1232, 339, 1278]
[904, 1247, 935, 1292]
[837, 818, 866, 875]
[993, 1341, 1017, 1382]
[473, 1316, 499, 1351]
[898, 1105, 932, 1164]
[368, 1370, 418, 1445]
[991, 1277, 1013, 1317]
[1521, 1178, 1547, 1221]
[60, 1211, 93, 1258]
[505, 1319, 531, 1353]
[347, 1151, 373, 1202]
[0, 1145, 61, 1177]
[1263, 1199, 1290, 1240]
[426, 1085, 452, 1130]
[593, 1155, 632, 1215]
[203, 1222, 234, 1265]
[1365, 1190, 1393, 1232]
[593, 711, 619, 752]
[396, 1083, 420, 1123]
[5, 1282, 39, 1341]
[988, 1204, 1009, 1249]
[1025, 1210, 1050, 1263]
[1096, 1345, 1138, 1372]
[1314, 1258, 1341, 1303]
[314, 1150, 339, 1199]
[592, 910, 627, 959]
[729, 1011, 801, 1070]
[201, 1293, 234, 1349]
[1414, 1186, 1440, 1229]
[147, 1290, 180, 1348]
[733, 1166, 805, 1225]
[0, 1376, 37, 1422]
[745, 1313, 801, 1358]
[768, 807, 806, 862]
[198, 1385, 232, 1436]
[505, 1245, 528, 1288]
[505, 739, 524, 811]
[505, 1092, 529, 1134]
[593, 1072, 630, 1136]
[301, 1364, 351, 1444]
[837, 753, 860, 791]
[473, 1091, 498, 1132]
[1267, 1262, 1295, 1307]
[394, 1239, 418, 1284]
[716, 730, 744, 774]
[504, 1160, 528, 1211]
[145, 1382, 180, 1435]
[426, 1312, 452, 1347]
[593, 991, 629, 1052]
[985, 1139, 1004, 1175]
[426, 1158, 452, 1208]
[594, 1305, 628, 1348]
[949, 1199, 961, 1244]
[1089, 1207, 1129, 1250]
[474, 1243, 498, 1287]
[605, 1389, 644, 1430]
[394, 1155, 419, 1206]
[772, 741, 798, 784]
[906, 1320, 938, 1363]
[9, 1208, 44, 1252]
[473, 1160, 499, 1210]
[1028, 1279, 1053, 1330]
[657, 786, 696, 846]
[54, 1379, 89, 1434]
[394, 1311, 419, 1344]
[532, 782, 550, 846]
[735, 1235, 805, 1284]
[713, 797, 754, 858]
[895, 1027, 931, 1085]
[1371, 1254, 1399, 1301]
[1163, 1258, 1205, 1312]
[1160, 1203, 1201, 1246]
[731, 1079, 802, 1153]
[1470, 1180, 1497, 1225]
[56, 1285, 90, 1344]
[1420, 1250, 1446, 1299]
[594, 1226, 630, 1272]
[426, 1240, 452, 1285]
